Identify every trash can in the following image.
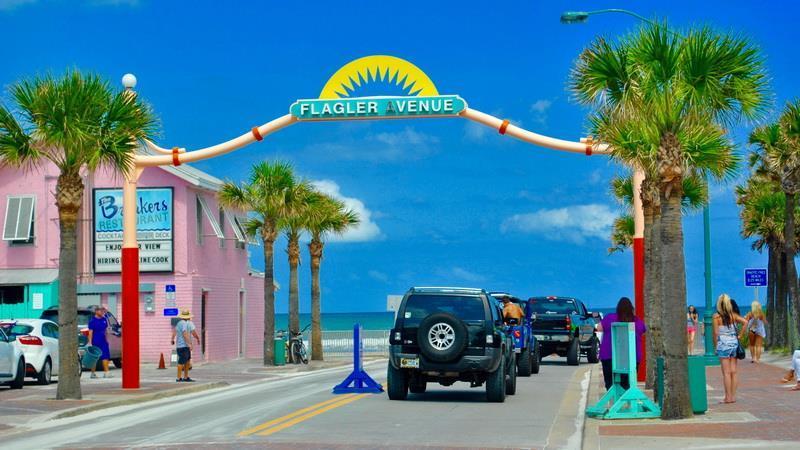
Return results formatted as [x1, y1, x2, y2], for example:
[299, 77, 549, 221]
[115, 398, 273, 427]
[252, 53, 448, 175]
[274, 336, 286, 366]
[81, 345, 102, 370]
[656, 356, 708, 414]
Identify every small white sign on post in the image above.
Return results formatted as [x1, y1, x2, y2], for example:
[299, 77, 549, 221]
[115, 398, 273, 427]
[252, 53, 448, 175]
[31, 293, 44, 310]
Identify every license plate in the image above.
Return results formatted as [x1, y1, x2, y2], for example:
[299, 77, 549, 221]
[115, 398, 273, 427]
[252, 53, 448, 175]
[515, 348, 521, 353]
[536, 335, 549, 341]
[400, 358, 419, 368]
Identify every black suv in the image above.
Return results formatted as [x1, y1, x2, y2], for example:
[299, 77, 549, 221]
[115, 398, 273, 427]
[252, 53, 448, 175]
[388, 287, 517, 402]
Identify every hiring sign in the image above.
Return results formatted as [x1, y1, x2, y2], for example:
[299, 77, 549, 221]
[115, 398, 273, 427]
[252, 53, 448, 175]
[93, 187, 174, 273]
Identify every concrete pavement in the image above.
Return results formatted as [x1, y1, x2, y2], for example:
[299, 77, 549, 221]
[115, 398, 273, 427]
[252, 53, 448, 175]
[1, 356, 589, 449]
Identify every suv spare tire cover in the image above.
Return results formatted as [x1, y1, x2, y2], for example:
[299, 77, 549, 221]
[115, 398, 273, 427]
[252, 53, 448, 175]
[417, 312, 469, 363]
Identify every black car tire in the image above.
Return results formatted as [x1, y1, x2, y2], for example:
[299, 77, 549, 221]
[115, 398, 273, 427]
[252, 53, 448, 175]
[517, 349, 532, 377]
[505, 353, 517, 395]
[10, 358, 24, 389]
[416, 313, 468, 363]
[37, 358, 52, 385]
[567, 338, 580, 366]
[387, 363, 408, 400]
[486, 356, 506, 402]
[587, 336, 600, 364]
[409, 376, 427, 394]
[531, 343, 541, 374]
[112, 358, 122, 369]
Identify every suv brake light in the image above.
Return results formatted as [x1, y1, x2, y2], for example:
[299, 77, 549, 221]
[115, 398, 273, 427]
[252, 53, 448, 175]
[513, 330, 521, 338]
[18, 335, 43, 346]
[565, 315, 572, 331]
[81, 329, 90, 337]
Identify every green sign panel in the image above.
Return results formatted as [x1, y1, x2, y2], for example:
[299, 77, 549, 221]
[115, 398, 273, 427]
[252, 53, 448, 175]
[290, 95, 467, 121]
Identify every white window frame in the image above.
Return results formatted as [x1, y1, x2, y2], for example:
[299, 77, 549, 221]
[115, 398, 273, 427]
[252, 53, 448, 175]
[235, 216, 259, 245]
[196, 195, 224, 239]
[3, 195, 35, 242]
[225, 210, 245, 243]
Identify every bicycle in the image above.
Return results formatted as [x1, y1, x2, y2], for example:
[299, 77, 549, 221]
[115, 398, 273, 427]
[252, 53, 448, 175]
[276, 324, 310, 364]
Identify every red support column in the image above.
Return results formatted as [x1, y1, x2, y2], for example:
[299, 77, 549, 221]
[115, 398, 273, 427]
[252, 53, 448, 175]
[633, 237, 646, 382]
[121, 247, 140, 388]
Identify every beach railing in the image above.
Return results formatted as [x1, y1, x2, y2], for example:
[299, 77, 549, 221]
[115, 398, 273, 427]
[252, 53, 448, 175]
[302, 329, 389, 359]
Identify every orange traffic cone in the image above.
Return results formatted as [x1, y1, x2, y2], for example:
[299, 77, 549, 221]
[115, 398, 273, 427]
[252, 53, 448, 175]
[158, 353, 166, 369]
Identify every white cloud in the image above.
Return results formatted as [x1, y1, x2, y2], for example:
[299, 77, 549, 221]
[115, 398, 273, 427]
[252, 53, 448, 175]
[368, 270, 389, 283]
[501, 204, 616, 244]
[311, 180, 382, 242]
[530, 99, 553, 126]
[311, 126, 439, 163]
[434, 267, 486, 284]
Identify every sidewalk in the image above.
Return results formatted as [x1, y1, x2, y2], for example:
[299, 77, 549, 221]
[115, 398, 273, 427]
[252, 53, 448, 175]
[583, 351, 799, 449]
[0, 357, 367, 435]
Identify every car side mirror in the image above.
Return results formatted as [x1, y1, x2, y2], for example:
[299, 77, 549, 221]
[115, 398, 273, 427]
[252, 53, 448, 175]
[590, 312, 601, 319]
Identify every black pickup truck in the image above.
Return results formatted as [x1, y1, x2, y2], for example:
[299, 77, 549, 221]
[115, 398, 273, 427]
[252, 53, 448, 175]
[529, 296, 600, 366]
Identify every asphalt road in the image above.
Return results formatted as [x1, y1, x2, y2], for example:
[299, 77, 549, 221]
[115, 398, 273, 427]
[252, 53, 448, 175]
[5, 356, 590, 449]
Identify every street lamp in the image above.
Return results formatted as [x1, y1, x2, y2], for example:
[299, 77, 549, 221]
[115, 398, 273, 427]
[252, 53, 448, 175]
[121, 73, 137, 90]
[560, 9, 718, 364]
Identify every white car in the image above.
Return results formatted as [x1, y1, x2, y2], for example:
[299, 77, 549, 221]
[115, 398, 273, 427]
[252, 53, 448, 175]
[0, 319, 59, 385]
[0, 326, 25, 389]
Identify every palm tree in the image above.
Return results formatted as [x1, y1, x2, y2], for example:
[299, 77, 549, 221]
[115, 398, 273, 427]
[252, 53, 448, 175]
[304, 193, 359, 360]
[736, 176, 786, 347]
[219, 162, 309, 365]
[572, 23, 768, 418]
[281, 185, 314, 338]
[0, 70, 156, 400]
[749, 102, 800, 348]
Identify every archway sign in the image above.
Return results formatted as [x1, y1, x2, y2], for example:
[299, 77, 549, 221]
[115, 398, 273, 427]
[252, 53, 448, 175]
[120, 55, 646, 388]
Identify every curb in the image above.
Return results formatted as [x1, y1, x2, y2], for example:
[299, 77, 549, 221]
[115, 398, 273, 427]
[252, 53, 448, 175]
[51, 381, 228, 420]
[581, 365, 603, 450]
[546, 364, 593, 450]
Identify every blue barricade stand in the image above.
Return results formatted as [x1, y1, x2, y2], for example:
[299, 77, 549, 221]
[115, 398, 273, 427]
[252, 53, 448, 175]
[333, 324, 384, 394]
[586, 322, 661, 419]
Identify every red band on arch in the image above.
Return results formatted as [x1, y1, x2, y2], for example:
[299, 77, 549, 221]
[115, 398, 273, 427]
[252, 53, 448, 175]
[498, 119, 510, 135]
[172, 147, 181, 166]
[252, 127, 263, 141]
[585, 145, 593, 156]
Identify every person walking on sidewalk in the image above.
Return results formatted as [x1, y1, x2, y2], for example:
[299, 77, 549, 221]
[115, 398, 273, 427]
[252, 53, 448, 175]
[172, 309, 200, 382]
[597, 297, 646, 390]
[687, 305, 699, 355]
[714, 294, 748, 403]
[87, 305, 112, 379]
[744, 301, 767, 364]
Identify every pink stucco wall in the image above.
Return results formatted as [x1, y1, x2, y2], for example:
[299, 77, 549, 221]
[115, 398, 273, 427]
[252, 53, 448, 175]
[0, 161, 265, 362]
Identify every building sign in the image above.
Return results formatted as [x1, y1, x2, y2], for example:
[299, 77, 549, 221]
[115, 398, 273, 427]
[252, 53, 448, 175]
[93, 187, 174, 273]
[290, 95, 466, 121]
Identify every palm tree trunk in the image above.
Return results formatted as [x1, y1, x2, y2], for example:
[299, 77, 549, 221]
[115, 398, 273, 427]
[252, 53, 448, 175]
[775, 250, 788, 348]
[262, 233, 277, 366]
[659, 187, 693, 419]
[644, 207, 663, 391]
[785, 192, 800, 348]
[55, 172, 83, 400]
[309, 238, 324, 361]
[766, 243, 777, 348]
[288, 237, 300, 335]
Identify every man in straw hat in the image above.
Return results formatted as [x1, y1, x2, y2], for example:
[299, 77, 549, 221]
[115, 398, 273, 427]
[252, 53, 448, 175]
[171, 309, 200, 382]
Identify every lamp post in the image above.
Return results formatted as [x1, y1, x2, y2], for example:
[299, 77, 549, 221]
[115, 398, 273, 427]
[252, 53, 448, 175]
[560, 8, 717, 373]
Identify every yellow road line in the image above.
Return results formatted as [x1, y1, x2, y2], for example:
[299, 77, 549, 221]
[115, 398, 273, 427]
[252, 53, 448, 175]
[239, 394, 356, 436]
[254, 394, 369, 437]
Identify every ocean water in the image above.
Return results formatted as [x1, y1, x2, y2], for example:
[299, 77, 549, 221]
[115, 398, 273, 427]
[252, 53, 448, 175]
[275, 312, 395, 331]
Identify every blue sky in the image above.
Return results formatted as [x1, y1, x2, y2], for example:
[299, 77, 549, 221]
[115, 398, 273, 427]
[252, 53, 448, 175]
[2, 1, 797, 312]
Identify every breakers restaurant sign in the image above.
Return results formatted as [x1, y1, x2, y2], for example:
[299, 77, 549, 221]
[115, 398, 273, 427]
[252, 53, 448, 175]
[93, 187, 173, 273]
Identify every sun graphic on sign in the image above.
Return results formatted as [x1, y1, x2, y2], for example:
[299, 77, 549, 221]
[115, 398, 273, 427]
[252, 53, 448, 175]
[319, 55, 439, 99]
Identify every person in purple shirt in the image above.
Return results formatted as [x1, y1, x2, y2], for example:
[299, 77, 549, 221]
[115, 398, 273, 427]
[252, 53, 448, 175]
[87, 305, 112, 379]
[597, 297, 646, 390]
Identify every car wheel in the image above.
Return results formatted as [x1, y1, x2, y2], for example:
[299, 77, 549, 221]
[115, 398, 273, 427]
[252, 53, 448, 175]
[416, 313, 468, 363]
[37, 358, 52, 385]
[486, 356, 506, 403]
[505, 353, 517, 395]
[587, 336, 600, 364]
[112, 358, 122, 369]
[531, 343, 541, 374]
[387, 363, 408, 400]
[10, 358, 25, 389]
[567, 338, 580, 366]
[517, 348, 532, 377]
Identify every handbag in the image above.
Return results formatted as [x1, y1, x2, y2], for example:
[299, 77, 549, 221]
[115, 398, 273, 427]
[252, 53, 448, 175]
[736, 342, 746, 360]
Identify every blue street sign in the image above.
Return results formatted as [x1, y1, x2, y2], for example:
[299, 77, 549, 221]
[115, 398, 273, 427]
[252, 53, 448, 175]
[744, 269, 767, 287]
[163, 308, 179, 316]
[165, 284, 176, 292]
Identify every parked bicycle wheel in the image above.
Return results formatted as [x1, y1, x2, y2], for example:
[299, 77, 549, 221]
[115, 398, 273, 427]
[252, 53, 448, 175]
[291, 340, 308, 364]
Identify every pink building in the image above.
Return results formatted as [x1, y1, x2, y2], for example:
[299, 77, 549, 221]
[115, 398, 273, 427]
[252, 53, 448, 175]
[1, 158, 266, 363]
